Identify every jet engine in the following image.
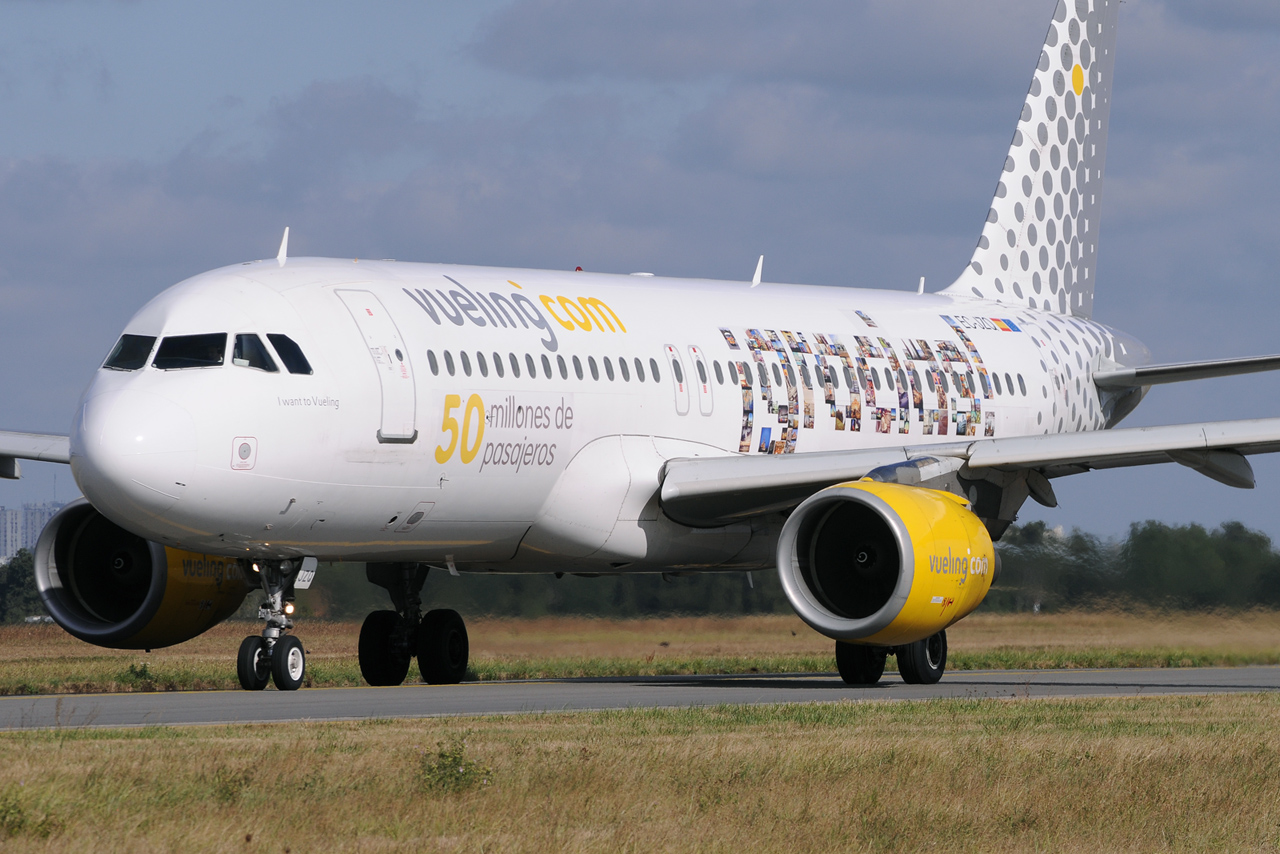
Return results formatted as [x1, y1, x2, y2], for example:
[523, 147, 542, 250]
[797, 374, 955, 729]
[34, 499, 253, 649]
[776, 481, 996, 646]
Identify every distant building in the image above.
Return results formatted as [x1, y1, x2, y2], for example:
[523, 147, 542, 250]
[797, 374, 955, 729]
[0, 502, 64, 564]
[0, 507, 20, 564]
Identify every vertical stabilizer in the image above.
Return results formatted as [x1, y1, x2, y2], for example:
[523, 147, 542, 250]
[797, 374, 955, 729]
[942, 0, 1119, 318]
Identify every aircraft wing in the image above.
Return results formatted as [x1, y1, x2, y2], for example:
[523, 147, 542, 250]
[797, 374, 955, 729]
[660, 417, 1280, 527]
[0, 431, 71, 479]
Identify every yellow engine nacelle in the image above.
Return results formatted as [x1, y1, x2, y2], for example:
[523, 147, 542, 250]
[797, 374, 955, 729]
[34, 500, 253, 649]
[776, 481, 996, 646]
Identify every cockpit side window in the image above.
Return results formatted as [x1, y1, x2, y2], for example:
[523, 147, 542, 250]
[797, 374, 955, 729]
[233, 334, 279, 372]
[267, 334, 313, 375]
[153, 333, 227, 369]
[103, 334, 156, 371]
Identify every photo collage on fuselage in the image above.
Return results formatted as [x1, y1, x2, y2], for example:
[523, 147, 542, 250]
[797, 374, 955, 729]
[720, 313, 996, 456]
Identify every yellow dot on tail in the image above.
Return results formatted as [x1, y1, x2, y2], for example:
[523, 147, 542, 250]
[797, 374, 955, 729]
[1072, 64, 1085, 96]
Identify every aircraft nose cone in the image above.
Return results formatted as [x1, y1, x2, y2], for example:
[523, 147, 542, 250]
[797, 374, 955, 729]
[71, 388, 197, 521]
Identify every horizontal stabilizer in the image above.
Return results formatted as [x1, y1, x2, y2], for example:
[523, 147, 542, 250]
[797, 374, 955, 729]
[1094, 354, 1280, 388]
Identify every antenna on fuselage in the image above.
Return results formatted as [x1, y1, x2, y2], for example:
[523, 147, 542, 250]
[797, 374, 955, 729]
[750, 255, 763, 288]
[276, 227, 290, 266]
[917, 276, 926, 294]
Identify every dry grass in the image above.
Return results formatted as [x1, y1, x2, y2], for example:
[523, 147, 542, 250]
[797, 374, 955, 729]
[2, 694, 1280, 851]
[2, 610, 1280, 694]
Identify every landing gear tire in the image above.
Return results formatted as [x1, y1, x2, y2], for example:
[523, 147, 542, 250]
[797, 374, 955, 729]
[835, 642, 887, 685]
[237, 636, 271, 691]
[359, 609, 412, 686]
[897, 630, 947, 685]
[271, 635, 307, 691]
[418, 609, 469, 685]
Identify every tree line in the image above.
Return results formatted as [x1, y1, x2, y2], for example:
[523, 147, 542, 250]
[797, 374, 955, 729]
[5, 518, 1280, 624]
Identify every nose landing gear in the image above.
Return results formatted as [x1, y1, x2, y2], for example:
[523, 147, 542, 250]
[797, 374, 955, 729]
[236, 558, 314, 691]
[358, 562, 469, 686]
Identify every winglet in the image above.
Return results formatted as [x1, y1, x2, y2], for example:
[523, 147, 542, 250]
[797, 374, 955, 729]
[276, 227, 290, 266]
[750, 255, 763, 288]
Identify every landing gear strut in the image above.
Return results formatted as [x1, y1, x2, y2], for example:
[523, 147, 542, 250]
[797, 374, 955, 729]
[237, 559, 310, 691]
[835, 629, 947, 686]
[359, 563, 469, 686]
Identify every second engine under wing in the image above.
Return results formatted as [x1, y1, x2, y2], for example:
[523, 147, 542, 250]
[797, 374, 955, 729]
[660, 417, 1280, 528]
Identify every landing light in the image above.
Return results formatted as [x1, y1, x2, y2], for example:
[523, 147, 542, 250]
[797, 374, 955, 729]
[284, 603, 295, 615]
[251, 563, 260, 573]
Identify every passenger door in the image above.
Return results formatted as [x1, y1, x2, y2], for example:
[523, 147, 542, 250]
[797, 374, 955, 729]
[336, 289, 418, 443]
[687, 344, 713, 416]
[664, 345, 690, 415]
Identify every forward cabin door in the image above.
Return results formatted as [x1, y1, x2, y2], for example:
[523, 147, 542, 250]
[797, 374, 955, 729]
[336, 289, 418, 443]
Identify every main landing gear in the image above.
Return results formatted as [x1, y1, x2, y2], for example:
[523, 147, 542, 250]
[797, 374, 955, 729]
[358, 563, 469, 687]
[836, 629, 948, 686]
[237, 559, 309, 691]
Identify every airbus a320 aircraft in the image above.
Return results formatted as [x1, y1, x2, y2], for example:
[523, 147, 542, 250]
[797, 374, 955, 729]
[4, 0, 1279, 692]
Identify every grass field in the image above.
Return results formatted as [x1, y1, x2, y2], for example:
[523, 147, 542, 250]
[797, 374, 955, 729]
[2, 610, 1279, 695]
[1, 693, 1279, 851]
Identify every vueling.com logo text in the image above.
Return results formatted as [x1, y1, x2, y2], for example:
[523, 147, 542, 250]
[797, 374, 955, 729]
[402, 275, 626, 353]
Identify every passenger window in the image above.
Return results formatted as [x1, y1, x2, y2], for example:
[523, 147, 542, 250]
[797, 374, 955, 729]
[784, 364, 796, 386]
[589, 356, 600, 380]
[714, 361, 724, 385]
[671, 359, 682, 383]
[494, 352, 504, 378]
[478, 352, 489, 377]
[509, 353, 520, 378]
[799, 363, 812, 389]
[771, 364, 782, 387]
[541, 354, 553, 378]
[103, 334, 156, 371]
[573, 356, 584, 380]
[1017, 374, 1027, 395]
[604, 357, 615, 381]
[525, 353, 537, 378]
[1005, 373, 1015, 394]
[233, 334, 279, 372]
[266, 334, 313, 375]
[557, 355, 568, 379]
[634, 357, 645, 382]
[695, 360, 707, 385]
[153, 333, 227, 370]
[843, 366, 856, 389]
[993, 372, 1003, 394]
[649, 358, 661, 383]
[829, 366, 839, 390]
[619, 357, 630, 381]
[926, 371, 935, 391]
[461, 351, 472, 377]
[758, 364, 769, 387]
[427, 350, 439, 376]
[444, 351, 456, 376]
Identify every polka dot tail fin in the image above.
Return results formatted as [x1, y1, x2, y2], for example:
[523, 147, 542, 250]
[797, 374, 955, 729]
[942, 0, 1119, 319]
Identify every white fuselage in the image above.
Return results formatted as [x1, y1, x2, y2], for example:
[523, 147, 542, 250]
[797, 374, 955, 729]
[69, 257, 1149, 571]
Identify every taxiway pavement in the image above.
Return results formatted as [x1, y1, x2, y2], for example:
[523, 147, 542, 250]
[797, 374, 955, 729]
[3, 666, 1278, 730]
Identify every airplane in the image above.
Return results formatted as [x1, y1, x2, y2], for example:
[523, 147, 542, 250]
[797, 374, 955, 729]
[4, 0, 1280, 692]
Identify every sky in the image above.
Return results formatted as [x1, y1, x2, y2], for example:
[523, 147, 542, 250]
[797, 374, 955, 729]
[2, 0, 1279, 541]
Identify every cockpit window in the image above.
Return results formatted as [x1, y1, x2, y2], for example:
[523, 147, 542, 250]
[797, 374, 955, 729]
[267, 334, 313, 375]
[102, 335, 156, 371]
[152, 333, 227, 369]
[233, 334, 279, 372]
